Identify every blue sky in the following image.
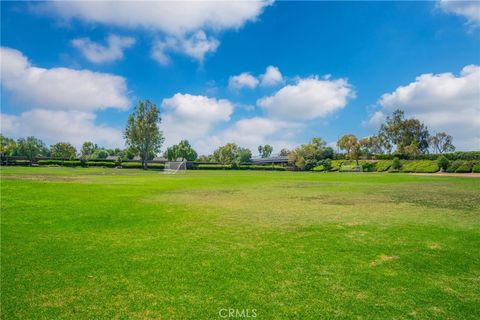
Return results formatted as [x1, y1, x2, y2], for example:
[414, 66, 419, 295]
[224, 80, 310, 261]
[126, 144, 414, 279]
[1, 1, 479, 154]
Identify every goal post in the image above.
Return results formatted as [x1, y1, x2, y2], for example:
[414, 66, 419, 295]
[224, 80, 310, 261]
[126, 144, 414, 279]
[164, 161, 187, 174]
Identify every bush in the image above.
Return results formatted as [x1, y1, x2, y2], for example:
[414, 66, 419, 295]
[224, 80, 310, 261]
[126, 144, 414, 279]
[375, 160, 392, 172]
[63, 160, 82, 167]
[87, 161, 115, 168]
[437, 156, 449, 172]
[322, 159, 332, 172]
[313, 165, 325, 172]
[330, 160, 343, 172]
[238, 165, 286, 171]
[446, 160, 463, 173]
[194, 164, 232, 170]
[37, 159, 63, 166]
[473, 164, 480, 173]
[121, 162, 164, 170]
[400, 160, 439, 173]
[391, 157, 402, 170]
[359, 161, 377, 172]
[455, 161, 474, 173]
[339, 165, 362, 172]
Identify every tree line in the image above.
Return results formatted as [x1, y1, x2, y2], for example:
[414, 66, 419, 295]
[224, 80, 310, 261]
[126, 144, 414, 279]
[1, 100, 456, 169]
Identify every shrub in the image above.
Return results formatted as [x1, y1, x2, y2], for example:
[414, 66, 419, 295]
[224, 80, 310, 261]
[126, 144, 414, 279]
[391, 157, 402, 170]
[375, 160, 392, 172]
[37, 159, 63, 166]
[313, 165, 325, 172]
[330, 160, 343, 171]
[339, 165, 362, 172]
[473, 164, 480, 173]
[437, 156, 449, 172]
[400, 160, 438, 173]
[446, 160, 463, 173]
[121, 162, 164, 169]
[238, 165, 285, 171]
[194, 164, 232, 170]
[63, 160, 82, 167]
[359, 161, 377, 172]
[455, 161, 473, 173]
[87, 161, 115, 168]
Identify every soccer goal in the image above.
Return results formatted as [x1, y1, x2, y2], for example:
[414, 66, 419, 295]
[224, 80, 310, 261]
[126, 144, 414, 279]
[164, 161, 187, 174]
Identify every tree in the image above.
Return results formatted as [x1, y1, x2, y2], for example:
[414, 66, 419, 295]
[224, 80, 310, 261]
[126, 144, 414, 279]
[80, 142, 98, 159]
[258, 145, 263, 156]
[259, 144, 273, 158]
[0, 135, 17, 156]
[288, 137, 330, 171]
[124, 100, 164, 169]
[92, 149, 109, 159]
[236, 147, 252, 163]
[50, 142, 77, 159]
[359, 135, 386, 155]
[16, 136, 48, 165]
[378, 109, 430, 154]
[165, 140, 198, 161]
[437, 155, 449, 172]
[214, 143, 238, 165]
[337, 134, 361, 165]
[279, 148, 289, 157]
[429, 132, 455, 154]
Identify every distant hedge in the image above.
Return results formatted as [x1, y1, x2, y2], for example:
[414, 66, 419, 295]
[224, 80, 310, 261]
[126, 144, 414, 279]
[121, 162, 164, 169]
[373, 151, 480, 161]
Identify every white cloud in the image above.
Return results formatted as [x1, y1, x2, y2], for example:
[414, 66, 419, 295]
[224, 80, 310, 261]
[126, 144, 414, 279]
[161, 93, 234, 147]
[71, 34, 136, 64]
[0, 47, 130, 111]
[369, 65, 480, 150]
[260, 65, 283, 86]
[151, 31, 219, 65]
[37, 1, 272, 64]
[438, 0, 480, 26]
[257, 76, 355, 121]
[228, 72, 259, 90]
[0, 109, 123, 149]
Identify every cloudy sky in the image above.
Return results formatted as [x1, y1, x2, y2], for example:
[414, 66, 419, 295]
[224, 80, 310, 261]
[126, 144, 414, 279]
[1, 0, 479, 153]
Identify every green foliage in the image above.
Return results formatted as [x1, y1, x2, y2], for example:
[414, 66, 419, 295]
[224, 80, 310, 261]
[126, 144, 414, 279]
[375, 160, 392, 172]
[339, 165, 363, 172]
[87, 161, 116, 168]
[121, 162, 164, 170]
[165, 140, 198, 161]
[124, 100, 164, 169]
[236, 147, 252, 163]
[37, 160, 64, 166]
[80, 142, 98, 158]
[437, 156, 449, 172]
[453, 161, 476, 173]
[446, 160, 464, 173]
[50, 142, 77, 159]
[337, 134, 361, 164]
[92, 149, 109, 159]
[400, 160, 439, 173]
[472, 164, 480, 173]
[15, 136, 49, 163]
[288, 137, 330, 171]
[313, 165, 325, 172]
[330, 160, 344, 171]
[391, 157, 402, 170]
[213, 143, 239, 165]
[378, 109, 430, 153]
[0, 135, 17, 156]
[258, 144, 273, 158]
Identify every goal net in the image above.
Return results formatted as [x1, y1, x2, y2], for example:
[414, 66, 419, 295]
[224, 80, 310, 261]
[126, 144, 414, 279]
[164, 161, 187, 174]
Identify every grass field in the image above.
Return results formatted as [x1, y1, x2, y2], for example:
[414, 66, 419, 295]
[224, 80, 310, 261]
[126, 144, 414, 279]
[1, 167, 479, 319]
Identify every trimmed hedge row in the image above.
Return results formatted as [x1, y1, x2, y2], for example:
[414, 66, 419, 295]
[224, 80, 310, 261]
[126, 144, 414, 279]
[446, 160, 479, 173]
[37, 160, 115, 167]
[190, 164, 286, 171]
[121, 162, 165, 169]
[400, 160, 439, 173]
[374, 151, 480, 161]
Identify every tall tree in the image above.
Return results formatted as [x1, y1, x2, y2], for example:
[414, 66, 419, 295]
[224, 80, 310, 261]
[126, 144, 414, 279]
[359, 135, 386, 155]
[80, 141, 98, 159]
[165, 140, 198, 161]
[288, 137, 330, 171]
[337, 134, 361, 165]
[378, 109, 430, 154]
[214, 143, 238, 165]
[0, 134, 17, 156]
[236, 147, 252, 163]
[279, 148, 289, 157]
[124, 100, 164, 169]
[429, 132, 455, 154]
[260, 144, 273, 158]
[16, 136, 49, 165]
[50, 142, 77, 159]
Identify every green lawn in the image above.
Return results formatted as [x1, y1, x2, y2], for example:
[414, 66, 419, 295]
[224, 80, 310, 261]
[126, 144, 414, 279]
[1, 167, 479, 319]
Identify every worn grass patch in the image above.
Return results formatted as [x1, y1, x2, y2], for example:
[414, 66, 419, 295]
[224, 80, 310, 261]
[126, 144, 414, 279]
[1, 167, 479, 319]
